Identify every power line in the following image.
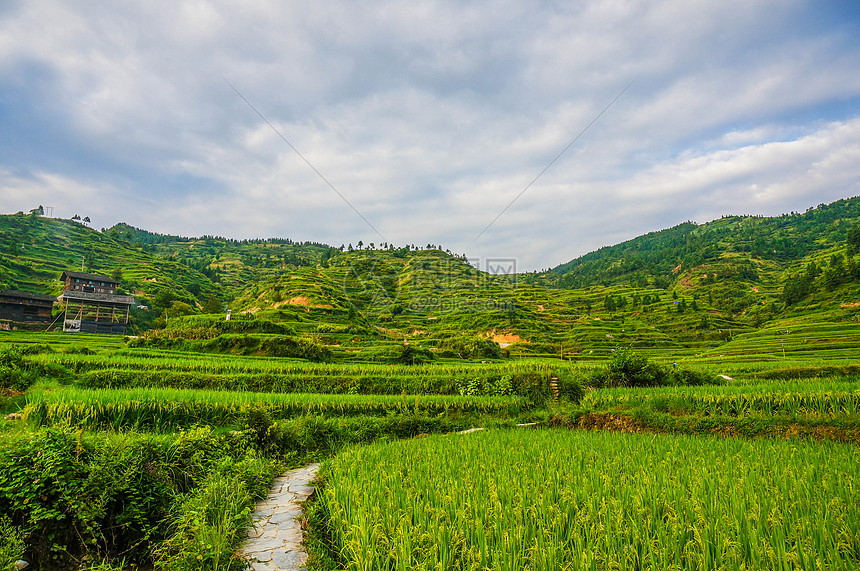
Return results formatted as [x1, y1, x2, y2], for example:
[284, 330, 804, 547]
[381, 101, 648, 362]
[468, 79, 635, 248]
[223, 78, 386, 242]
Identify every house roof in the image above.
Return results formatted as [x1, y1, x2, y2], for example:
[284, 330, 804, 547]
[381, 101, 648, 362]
[61, 271, 118, 284]
[59, 290, 135, 304]
[0, 289, 58, 303]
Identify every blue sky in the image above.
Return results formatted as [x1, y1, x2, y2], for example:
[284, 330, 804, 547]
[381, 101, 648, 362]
[1, 0, 859, 271]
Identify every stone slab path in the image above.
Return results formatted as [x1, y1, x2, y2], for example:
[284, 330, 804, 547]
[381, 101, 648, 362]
[241, 463, 320, 571]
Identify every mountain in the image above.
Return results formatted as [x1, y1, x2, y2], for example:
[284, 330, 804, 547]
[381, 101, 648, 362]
[526, 196, 860, 312]
[2, 196, 859, 360]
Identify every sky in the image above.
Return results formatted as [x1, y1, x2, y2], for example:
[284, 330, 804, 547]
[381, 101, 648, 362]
[1, 0, 860, 272]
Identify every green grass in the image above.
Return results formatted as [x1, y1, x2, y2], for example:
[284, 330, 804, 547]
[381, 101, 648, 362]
[316, 428, 860, 570]
[23, 386, 529, 430]
[581, 378, 860, 418]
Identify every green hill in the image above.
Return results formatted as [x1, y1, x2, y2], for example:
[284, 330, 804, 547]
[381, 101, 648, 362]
[2, 196, 860, 363]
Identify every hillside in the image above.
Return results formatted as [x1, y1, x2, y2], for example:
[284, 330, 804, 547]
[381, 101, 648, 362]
[2, 196, 860, 361]
[527, 196, 860, 311]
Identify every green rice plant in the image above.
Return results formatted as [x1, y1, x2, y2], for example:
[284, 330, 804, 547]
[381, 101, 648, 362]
[581, 378, 860, 419]
[22, 387, 529, 430]
[27, 349, 585, 399]
[317, 429, 860, 570]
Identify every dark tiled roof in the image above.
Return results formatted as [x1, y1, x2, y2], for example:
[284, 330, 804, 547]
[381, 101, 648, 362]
[0, 289, 57, 303]
[61, 271, 118, 284]
[60, 290, 135, 304]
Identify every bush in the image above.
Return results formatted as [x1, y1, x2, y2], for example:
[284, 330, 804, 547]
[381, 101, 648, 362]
[0, 426, 279, 570]
[604, 349, 665, 388]
[397, 344, 436, 365]
[127, 334, 331, 362]
[588, 349, 718, 388]
[439, 336, 502, 359]
[0, 347, 70, 391]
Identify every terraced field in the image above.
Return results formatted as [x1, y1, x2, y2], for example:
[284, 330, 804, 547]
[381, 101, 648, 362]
[317, 429, 860, 570]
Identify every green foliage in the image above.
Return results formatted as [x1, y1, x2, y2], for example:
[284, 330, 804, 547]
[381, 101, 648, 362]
[0, 426, 279, 570]
[589, 349, 716, 388]
[438, 336, 502, 359]
[848, 222, 860, 256]
[0, 346, 69, 391]
[0, 515, 26, 571]
[128, 333, 331, 362]
[397, 344, 436, 365]
[152, 465, 261, 571]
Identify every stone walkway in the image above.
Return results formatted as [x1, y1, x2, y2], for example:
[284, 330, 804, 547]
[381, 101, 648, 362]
[241, 463, 320, 571]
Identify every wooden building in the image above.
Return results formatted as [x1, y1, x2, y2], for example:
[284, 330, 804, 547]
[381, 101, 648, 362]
[0, 290, 57, 323]
[61, 271, 119, 295]
[59, 271, 134, 335]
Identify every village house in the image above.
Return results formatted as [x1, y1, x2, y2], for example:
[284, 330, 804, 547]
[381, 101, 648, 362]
[59, 271, 134, 334]
[0, 289, 57, 327]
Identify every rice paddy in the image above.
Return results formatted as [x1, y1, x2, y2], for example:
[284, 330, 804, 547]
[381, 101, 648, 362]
[319, 429, 860, 570]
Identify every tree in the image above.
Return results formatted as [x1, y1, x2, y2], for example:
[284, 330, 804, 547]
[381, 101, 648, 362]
[823, 253, 846, 290]
[202, 295, 222, 314]
[604, 295, 616, 312]
[83, 216, 91, 224]
[72, 214, 81, 221]
[110, 267, 123, 283]
[848, 223, 860, 256]
[29, 205, 44, 216]
[782, 273, 813, 305]
[153, 289, 178, 310]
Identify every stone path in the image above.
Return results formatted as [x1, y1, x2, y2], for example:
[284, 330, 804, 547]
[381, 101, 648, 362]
[241, 463, 320, 571]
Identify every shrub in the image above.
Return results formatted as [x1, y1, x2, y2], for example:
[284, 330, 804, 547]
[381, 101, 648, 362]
[588, 349, 717, 388]
[439, 336, 502, 359]
[603, 348, 664, 387]
[0, 347, 69, 391]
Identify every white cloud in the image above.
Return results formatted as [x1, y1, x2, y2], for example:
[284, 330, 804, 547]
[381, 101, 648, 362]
[1, 0, 859, 270]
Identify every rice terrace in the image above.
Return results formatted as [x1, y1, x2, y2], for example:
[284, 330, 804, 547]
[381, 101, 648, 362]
[2, 197, 860, 570]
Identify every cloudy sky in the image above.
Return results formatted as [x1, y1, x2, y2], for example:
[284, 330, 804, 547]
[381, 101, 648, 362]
[2, 0, 859, 271]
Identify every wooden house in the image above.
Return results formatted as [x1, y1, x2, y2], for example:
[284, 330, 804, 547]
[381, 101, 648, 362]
[61, 271, 119, 295]
[59, 271, 134, 334]
[0, 290, 57, 323]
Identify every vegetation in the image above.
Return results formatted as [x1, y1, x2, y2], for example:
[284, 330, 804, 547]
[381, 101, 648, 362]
[315, 429, 860, 570]
[1, 196, 860, 569]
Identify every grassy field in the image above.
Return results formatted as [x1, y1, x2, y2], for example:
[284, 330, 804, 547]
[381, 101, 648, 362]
[316, 429, 860, 570]
[23, 386, 529, 430]
[3, 324, 860, 570]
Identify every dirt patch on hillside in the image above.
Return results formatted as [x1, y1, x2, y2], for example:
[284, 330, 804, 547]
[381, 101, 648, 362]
[272, 296, 334, 309]
[490, 332, 526, 349]
[841, 301, 860, 308]
[537, 305, 545, 311]
[492, 333, 525, 344]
